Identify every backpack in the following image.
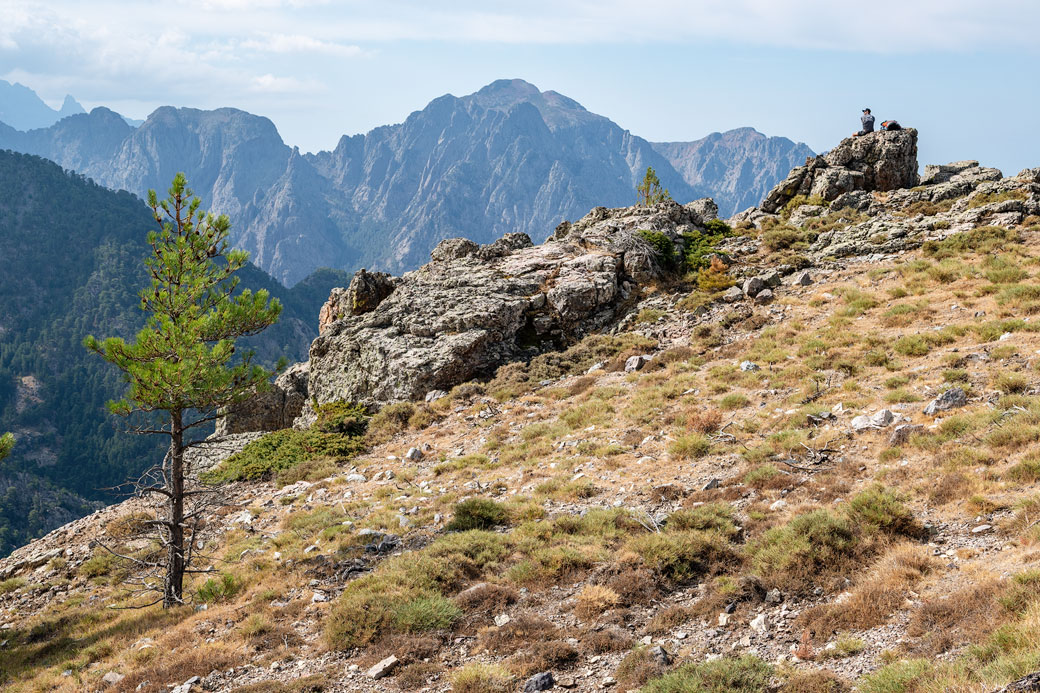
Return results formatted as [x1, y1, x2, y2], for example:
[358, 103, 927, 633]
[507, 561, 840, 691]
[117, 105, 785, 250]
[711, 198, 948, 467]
[881, 120, 902, 131]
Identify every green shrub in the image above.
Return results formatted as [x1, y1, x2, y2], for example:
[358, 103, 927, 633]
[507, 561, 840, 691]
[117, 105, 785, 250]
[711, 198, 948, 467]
[79, 551, 119, 578]
[843, 485, 922, 538]
[314, 401, 368, 434]
[626, 530, 737, 582]
[857, 659, 933, 693]
[642, 655, 772, 693]
[392, 593, 462, 632]
[668, 433, 711, 460]
[0, 577, 26, 594]
[202, 428, 364, 484]
[365, 401, 437, 444]
[196, 573, 241, 603]
[923, 226, 1020, 258]
[719, 393, 750, 410]
[682, 221, 732, 271]
[750, 510, 859, 589]
[637, 229, 677, 268]
[665, 504, 738, 537]
[445, 498, 509, 532]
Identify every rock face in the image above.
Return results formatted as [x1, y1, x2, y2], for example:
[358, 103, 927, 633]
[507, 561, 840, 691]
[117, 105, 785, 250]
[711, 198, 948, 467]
[304, 200, 714, 409]
[318, 270, 398, 333]
[760, 129, 919, 213]
[215, 362, 309, 436]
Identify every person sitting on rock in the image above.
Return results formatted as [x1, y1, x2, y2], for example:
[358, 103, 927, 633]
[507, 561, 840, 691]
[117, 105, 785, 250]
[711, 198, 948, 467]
[854, 108, 875, 137]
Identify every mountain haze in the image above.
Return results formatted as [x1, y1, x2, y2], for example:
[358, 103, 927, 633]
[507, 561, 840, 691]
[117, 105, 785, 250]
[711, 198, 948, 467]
[653, 126, 815, 214]
[0, 79, 813, 285]
[0, 80, 85, 131]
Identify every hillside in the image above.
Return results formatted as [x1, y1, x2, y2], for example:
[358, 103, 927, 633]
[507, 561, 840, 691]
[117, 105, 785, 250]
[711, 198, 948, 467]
[0, 150, 348, 556]
[2, 134, 1040, 692]
[0, 79, 812, 285]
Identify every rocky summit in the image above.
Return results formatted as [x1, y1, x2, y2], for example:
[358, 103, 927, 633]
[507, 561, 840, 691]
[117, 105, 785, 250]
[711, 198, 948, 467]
[757, 129, 919, 214]
[303, 200, 719, 412]
[7, 140, 1040, 693]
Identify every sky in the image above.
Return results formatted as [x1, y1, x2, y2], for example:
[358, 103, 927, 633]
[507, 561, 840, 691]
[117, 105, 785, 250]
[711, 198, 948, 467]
[1, 1, 1039, 175]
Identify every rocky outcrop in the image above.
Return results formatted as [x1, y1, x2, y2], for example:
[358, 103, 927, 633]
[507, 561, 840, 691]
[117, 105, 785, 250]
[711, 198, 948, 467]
[304, 200, 715, 410]
[318, 270, 398, 333]
[760, 129, 919, 213]
[215, 362, 309, 436]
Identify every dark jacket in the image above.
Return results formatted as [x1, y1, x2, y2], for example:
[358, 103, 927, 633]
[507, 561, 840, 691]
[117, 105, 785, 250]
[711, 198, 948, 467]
[861, 113, 875, 132]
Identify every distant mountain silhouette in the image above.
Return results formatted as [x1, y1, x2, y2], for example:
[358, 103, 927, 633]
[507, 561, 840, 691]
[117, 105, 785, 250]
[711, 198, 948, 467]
[0, 79, 813, 285]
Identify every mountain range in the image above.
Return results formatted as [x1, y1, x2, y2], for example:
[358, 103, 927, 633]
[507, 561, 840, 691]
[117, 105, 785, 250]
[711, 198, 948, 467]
[0, 79, 813, 286]
[0, 149, 347, 555]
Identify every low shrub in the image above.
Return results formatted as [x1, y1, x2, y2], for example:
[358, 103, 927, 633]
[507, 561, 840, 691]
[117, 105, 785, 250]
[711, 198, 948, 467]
[750, 510, 860, 591]
[451, 663, 513, 693]
[642, 655, 772, 693]
[314, 401, 368, 434]
[195, 573, 241, 603]
[445, 498, 509, 532]
[202, 428, 364, 484]
[637, 229, 678, 268]
[668, 433, 711, 460]
[626, 529, 737, 582]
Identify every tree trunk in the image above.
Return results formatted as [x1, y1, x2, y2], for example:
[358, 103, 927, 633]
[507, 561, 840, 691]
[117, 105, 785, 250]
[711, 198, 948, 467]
[163, 410, 186, 608]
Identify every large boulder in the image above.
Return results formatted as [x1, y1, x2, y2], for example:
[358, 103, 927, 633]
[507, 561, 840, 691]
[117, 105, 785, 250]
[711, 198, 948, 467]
[303, 201, 713, 411]
[319, 269, 397, 333]
[760, 129, 919, 213]
[214, 362, 309, 436]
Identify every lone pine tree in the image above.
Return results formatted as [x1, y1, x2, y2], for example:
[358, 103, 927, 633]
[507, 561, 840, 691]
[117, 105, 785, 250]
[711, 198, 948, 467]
[85, 173, 282, 607]
[637, 166, 671, 206]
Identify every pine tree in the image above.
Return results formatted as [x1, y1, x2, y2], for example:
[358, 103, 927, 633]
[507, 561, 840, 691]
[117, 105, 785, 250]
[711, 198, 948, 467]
[636, 166, 671, 206]
[0, 432, 12, 461]
[85, 173, 282, 607]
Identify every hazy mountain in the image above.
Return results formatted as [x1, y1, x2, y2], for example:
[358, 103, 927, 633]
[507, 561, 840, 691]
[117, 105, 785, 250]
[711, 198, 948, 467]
[0, 150, 347, 555]
[652, 127, 815, 215]
[0, 80, 85, 131]
[0, 79, 813, 285]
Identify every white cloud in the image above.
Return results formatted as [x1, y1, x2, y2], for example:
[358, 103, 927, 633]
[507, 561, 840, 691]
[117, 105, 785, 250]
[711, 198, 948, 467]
[249, 73, 321, 93]
[240, 34, 364, 58]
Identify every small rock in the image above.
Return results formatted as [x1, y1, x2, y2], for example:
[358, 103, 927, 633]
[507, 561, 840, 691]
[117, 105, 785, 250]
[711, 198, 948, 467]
[794, 271, 813, 286]
[701, 478, 721, 491]
[851, 409, 896, 431]
[753, 288, 773, 304]
[494, 614, 511, 627]
[523, 672, 555, 692]
[558, 676, 578, 688]
[311, 591, 328, 603]
[367, 655, 399, 680]
[971, 524, 993, 534]
[740, 361, 760, 372]
[765, 588, 783, 604]
[345, 473, 366, 483]
[888, 423, 925, 446]
[425, 389, 448, 403]
[924, 387, 967, 415]
[404, 447, 423, 462]
[625, 355, 652, 373]
[649, 645, 672, 666]
[586, 361, 606, 374]
[102, 672, 126, 686]
[722, 286, 743, 303]
[769, 499, 788, 512]
[760, 270, 782, 288]
[718, 612, 730, 627]
[750, 613, 768, 634]
[742, 276, 766, 297]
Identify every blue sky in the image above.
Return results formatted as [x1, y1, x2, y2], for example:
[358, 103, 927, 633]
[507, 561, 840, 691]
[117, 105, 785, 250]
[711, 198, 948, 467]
[1, 1, 1038, 174]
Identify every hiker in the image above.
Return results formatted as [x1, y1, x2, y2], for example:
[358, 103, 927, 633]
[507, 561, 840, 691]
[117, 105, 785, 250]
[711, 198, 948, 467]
[854, 108, 875, 137]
